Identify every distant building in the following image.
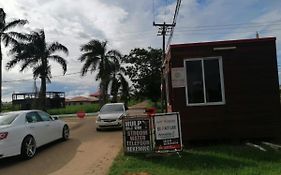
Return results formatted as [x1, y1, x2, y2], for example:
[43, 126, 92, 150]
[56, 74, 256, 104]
[89, 91, 100, 98]
[12, 91, 65, 110]
[65, 96, 99, 106]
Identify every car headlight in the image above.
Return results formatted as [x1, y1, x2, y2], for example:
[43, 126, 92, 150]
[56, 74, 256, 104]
[96, 116, 101, 122]
[119, 114, 126, 120]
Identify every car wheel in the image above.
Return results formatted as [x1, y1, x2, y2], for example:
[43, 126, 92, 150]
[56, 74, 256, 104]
[21, 136, 36, 159]
[62, 125, 70, 140]
[96, 127, 101, 131]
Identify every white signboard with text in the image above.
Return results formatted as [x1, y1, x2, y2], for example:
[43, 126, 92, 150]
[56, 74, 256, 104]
[171, 67, 185, 88]
[153, 112, 182, 152]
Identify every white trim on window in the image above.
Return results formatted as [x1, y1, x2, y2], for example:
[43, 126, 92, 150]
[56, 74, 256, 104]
[184, 56, 226, 106]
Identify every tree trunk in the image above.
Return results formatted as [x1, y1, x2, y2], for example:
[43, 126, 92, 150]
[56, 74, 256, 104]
[99, 83, 104, 107]
[39, 76, 47, 111]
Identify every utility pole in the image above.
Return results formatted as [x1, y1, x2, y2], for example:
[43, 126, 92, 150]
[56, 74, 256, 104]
[153, 22, 175, 112]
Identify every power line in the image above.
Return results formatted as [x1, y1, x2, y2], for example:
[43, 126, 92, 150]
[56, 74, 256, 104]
[2, 70, 90, 84]
[167, 0, 182, 48]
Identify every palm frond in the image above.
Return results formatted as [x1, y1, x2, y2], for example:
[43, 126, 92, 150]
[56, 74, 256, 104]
[7, 31, 29, 41]
[20, 58, 38, 72]
[1, 33, 18, 46]
[3, 19, 28, 31]
[6, 57, 23, 70]
[78, 52, 95, 62]
[81, 58, 95, 76]
[49, 55, 67, 74]
[48, 42, 69, 55]
[80, 39, 106, 55]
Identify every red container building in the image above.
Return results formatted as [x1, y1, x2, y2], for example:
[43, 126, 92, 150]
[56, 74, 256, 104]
[165, 37, 281, 142]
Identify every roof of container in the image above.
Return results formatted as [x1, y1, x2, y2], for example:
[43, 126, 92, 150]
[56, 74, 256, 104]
[169, 37, 276, 49]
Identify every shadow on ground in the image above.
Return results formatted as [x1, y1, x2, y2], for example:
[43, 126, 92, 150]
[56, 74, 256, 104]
[0, 138, 81, 175]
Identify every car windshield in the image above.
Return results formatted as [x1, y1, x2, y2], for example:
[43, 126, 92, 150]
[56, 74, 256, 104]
[100, 104, 124, 113]
[0, 113, 19, 126]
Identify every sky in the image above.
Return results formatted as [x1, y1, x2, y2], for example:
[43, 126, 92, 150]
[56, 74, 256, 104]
[0, 0, 280, 102]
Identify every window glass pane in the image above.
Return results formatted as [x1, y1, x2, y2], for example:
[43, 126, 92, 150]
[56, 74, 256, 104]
[26, 112, 42, 123]
[204, 59, 222, 102]
[0, 113, 19, 125]
[38, 111, 52, 121]
[186, 60, 204, 103]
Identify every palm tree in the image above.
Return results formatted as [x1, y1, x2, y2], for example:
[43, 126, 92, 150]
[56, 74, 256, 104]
[109, 53, 129, 106]
[6, 29, 68, 110]
[79, 39, 122, 106]
[0, 8, 28, 111]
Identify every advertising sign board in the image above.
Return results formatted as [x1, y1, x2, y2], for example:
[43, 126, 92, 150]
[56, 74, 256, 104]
[123, 117, 152, 153]
[153, 113, 182, 152]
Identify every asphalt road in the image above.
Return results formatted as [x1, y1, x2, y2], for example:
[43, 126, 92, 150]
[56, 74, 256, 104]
[0, 101, 147, 175]
[0, 117, 123, 175]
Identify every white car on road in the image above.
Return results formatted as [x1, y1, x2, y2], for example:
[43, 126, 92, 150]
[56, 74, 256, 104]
[0, 110, 69, 159]
[96, 103, 127, 130]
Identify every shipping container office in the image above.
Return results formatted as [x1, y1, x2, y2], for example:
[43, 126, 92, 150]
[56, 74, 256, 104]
[165, 37, 281, 141]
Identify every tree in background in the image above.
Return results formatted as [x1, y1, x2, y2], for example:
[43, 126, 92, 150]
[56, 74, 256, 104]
[6, 29, 68, 110]
[108, 51, 129, 106]
[79, 40, 127, 106]
[0, 8, 28, 111]
[123, 47, 162, 103]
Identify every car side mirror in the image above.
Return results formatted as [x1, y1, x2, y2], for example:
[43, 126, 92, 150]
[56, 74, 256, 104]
[52, 116, 59, 120]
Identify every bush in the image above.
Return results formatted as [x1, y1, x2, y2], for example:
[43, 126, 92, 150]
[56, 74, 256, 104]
[47, 103, 100, 115]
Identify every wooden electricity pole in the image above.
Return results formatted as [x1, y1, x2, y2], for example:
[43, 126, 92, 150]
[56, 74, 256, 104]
[153, 22, 175, 112]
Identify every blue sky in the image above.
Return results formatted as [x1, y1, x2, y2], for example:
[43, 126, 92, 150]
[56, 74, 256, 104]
[0, 0, 280, 102]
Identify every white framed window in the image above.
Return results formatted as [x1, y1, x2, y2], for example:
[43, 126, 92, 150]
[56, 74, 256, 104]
[184, 57, 225, 106]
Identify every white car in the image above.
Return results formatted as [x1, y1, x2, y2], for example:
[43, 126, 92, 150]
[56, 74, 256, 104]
[96, 103, 127, 130]
[0, 110, 69, 159]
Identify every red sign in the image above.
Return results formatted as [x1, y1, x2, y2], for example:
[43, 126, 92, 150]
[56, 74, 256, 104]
[77, 111, 85, 119]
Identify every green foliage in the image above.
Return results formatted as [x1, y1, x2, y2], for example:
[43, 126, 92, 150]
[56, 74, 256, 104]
[147, 100, 161, 112]
[127, 98, 142, 107]
[47, 103, 100, 115]
[109, 144, 281, 175]
[123, 47, 162, 102]
[2, 103, 20, 112]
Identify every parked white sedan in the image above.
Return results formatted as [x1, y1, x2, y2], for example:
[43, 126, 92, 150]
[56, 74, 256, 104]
[0, 110, 69, 159]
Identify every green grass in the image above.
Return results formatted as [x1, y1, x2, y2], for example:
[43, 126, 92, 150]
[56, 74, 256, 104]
[128, 99, 142, 107]
[147, 100, 161, 112]
[47, 103, 100, 115]
[109, 144, 281, 175]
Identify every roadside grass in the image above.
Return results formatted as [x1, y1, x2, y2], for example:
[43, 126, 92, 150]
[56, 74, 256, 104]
[147, 100, 161, 112]
[128, 99, 143, 107]
[47, 104, 100, 115]
[47, 99, 142, 115]
[109, 144, 281, 175]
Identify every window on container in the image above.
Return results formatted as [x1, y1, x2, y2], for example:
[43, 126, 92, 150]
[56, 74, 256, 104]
[185, 58, 224, 105]
[186, 60, 204, 104]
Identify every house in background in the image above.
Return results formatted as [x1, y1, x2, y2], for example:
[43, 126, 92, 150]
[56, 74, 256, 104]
[90, 91, 100, 98]
[165, 37, 281, 142]
[65, 96, 99, 106]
